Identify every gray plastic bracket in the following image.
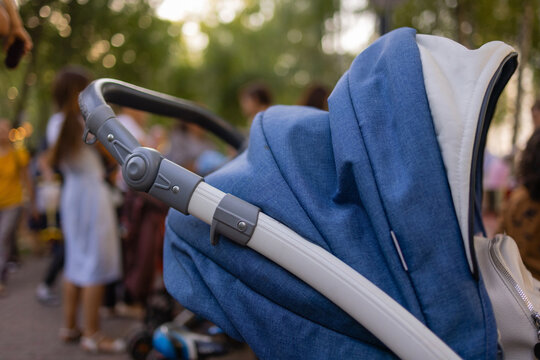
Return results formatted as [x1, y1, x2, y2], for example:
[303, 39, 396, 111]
[148, 158, 203, 215]
[96, 118, 141, 165]
[83, 103, 140, 166]
[210, 194, 260, 246]
[86, 104, 116, 132]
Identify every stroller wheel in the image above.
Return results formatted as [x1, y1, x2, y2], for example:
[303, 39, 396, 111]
[128, 328, 153, 360]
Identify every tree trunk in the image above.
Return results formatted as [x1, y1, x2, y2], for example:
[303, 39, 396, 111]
[511, 0, 533, 149]
[12, 0, 50, 129]
[13, 25, 42, 128]
[454, 0, 471, 47]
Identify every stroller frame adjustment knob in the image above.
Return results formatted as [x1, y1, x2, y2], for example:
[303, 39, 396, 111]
[126, 156, 147, 181]
[121, 147, 163, 192]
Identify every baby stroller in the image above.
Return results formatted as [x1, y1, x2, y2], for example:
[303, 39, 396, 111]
[80, 28, 524, 359]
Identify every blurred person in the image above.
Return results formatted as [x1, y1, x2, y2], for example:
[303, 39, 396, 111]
[299, 83, 330, 111]
[0, 118, 30, 295]
[117, 107, 148, 145]
[119, 189, 168, 315]
[483, 151, 511, 212]
[34, 67, 85, 306]
[195, 150, 228, 176]
[497, 129, 540, 279]
[49, 67, 124, 353]
[482, 150, 511, 238]
[505, 99, 540, 193]
[86, 107, 143, 317]
[118, 121, 168, 316]
[33, 152, 63, 306]
[0, 0, 32, 68]
[239, 82, 272, 125]
[106, 107, 150, 318]
[148, 124, 169, 153]
[113, 107, 168, 318]
[166, 122, 212, 171]
[167, 121, 229, 175]
[119, 121, 225, 316]
[532, 99, 540, 130]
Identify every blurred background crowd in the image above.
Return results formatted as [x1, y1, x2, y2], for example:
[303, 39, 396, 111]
[0, 0, 540, 359]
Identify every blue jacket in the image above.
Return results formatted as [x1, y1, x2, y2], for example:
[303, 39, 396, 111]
[164, 28, 497, 359]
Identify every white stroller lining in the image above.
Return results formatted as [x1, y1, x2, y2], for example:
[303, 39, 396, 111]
[416, 35, 515, 271]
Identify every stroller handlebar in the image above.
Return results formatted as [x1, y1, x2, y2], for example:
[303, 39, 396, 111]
[79, 79, 214, 214]
[79, 78, 246, 151]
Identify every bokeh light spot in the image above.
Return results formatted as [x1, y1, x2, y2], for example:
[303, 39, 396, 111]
[7, 87, 18, 100]
[39, 6, 51, 18]
[122, 50, 136, 64]
[111, 33, 125, 47]
[102, 54, 117, 68]
[138, 15, 152, 29]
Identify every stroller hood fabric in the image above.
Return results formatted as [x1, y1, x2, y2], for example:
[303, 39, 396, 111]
[164, 28, 515, 359]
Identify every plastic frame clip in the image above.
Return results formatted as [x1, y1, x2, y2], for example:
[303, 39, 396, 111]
[210, 194, 260, 246]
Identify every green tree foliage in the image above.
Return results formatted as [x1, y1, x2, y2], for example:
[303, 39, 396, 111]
[391, 0, 538, 49]
[3, 0, 183, 142]
[189, 0, 344, 125]
[389, 0, 540, 140]
[1, 0, 347, 147]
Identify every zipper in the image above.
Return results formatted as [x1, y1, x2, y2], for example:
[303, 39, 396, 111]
[489, 235, 540, 354]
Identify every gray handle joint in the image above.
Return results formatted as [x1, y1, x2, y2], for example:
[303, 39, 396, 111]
[83, 104, 140, 166]
[81, 98, 204, 215]
[210, 194, 260, 246]
[148, 158, 203, 215]
[124, 150, 203, 214]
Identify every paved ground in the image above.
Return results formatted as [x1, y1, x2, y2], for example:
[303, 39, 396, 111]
[0, 254, 255, 360]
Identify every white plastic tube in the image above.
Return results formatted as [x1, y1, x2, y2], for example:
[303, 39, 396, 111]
[188, 182, 461, 360]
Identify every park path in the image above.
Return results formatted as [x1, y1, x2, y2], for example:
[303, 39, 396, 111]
[0, 254, 136, 360]
[0, 254, 254, 360]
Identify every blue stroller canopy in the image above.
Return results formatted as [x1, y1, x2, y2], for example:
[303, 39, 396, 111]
[163, 27, 517, 359]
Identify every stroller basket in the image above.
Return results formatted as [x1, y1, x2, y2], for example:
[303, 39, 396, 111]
[80, 28, 518, 359]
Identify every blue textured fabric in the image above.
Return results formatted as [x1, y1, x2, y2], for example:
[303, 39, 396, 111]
[164, 28, 497, 359]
